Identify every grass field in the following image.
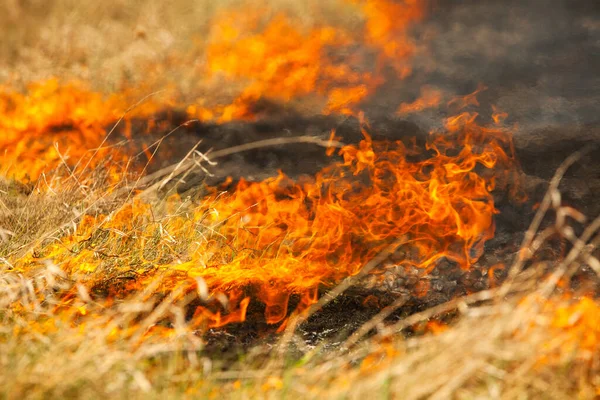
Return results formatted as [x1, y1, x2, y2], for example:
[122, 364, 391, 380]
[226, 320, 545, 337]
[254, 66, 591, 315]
[2, 171, 598, 399]
[2, 1, 600, 398]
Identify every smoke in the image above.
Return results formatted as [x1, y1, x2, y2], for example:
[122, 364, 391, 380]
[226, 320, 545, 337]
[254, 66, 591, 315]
[377, 0, 600, 130]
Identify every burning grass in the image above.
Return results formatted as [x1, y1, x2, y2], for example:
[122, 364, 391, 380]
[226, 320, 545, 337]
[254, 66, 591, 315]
[2, 99, 524, 328]
[2, 111, 600, 397]
[1, 160, 600, 398]
[2, 0, 600, 398]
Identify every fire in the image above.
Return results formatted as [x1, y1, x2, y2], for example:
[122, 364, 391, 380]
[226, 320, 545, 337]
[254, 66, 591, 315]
[516, 294, 600, 368]
[492, 105, 509, 125]
[359, 0, 424, 76]
[199, 116, 516, 323]
[551, 296, 600, 356]
[1, 0, 427, 181]
[1, 0, 529, 330]
[0, 79, 166, 182]
[11, 112, 520, 328]
[448, 83, 487, 111]
[188, 0, 424, 121]
[397, 86, 443, 115]
[1, 0, 427, 183]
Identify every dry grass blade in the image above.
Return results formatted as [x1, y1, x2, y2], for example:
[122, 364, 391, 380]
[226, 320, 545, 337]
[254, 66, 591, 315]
[156, 139, 206, 191]
[342, 294, 409, 350]
[76, 90, 167, 174]
[540, 213, 600, 296]
[134, 135, 346, 197]
[503, 145, 596, 292]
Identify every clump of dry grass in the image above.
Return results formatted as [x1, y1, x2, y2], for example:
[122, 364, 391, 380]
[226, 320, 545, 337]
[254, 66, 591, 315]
[0, 148, 134, 258]
[0, 171, 202, 399]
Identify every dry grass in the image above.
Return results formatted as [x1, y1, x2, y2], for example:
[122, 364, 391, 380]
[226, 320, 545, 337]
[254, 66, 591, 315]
[1, 135, 599, 399]
[1, 0, 214, 90]
[0, 0, 356, 95]
[2, 1, 600, 399]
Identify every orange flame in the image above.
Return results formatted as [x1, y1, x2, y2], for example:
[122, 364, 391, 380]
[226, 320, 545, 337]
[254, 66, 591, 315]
[1, 0, 532, 331]
[397, 86, 443, 115]
[359, 0, 425, 75]
[448, 83, 487, 110]
[2, 0, 427, 180]
[492, 104, 509, 125]
[14, 115, 521, 327]
[0, 79, 166, 181]
[198, 116, 518, 323]
[550, 296, 600, 357]
[188, 0, 425, 121]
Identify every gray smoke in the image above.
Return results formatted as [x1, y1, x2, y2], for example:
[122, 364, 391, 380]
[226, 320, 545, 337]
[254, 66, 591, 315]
[372, 0, 600, 131]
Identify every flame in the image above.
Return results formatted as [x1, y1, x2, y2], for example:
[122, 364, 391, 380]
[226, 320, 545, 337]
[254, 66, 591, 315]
[359, 0, 425, 75]
[550, 296, 600, 357]
[1, 0, 532, 330]
[11, 113, 521, 327]
[193, 119, 518, 324]
[188, 0, 424, 121]
[1, 0, 428, 182]
[202, 12, 357, 121]
[0, 79, 166, 182]
[492, 105, 509, 125]
[448, 83, 487, 110]
[1, 0, 427, 180]
[517, 294, 600, 368]
[397, 86, 443, 115]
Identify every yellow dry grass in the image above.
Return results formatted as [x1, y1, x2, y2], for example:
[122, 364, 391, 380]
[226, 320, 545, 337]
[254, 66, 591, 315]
[2, 164, 599, 399]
